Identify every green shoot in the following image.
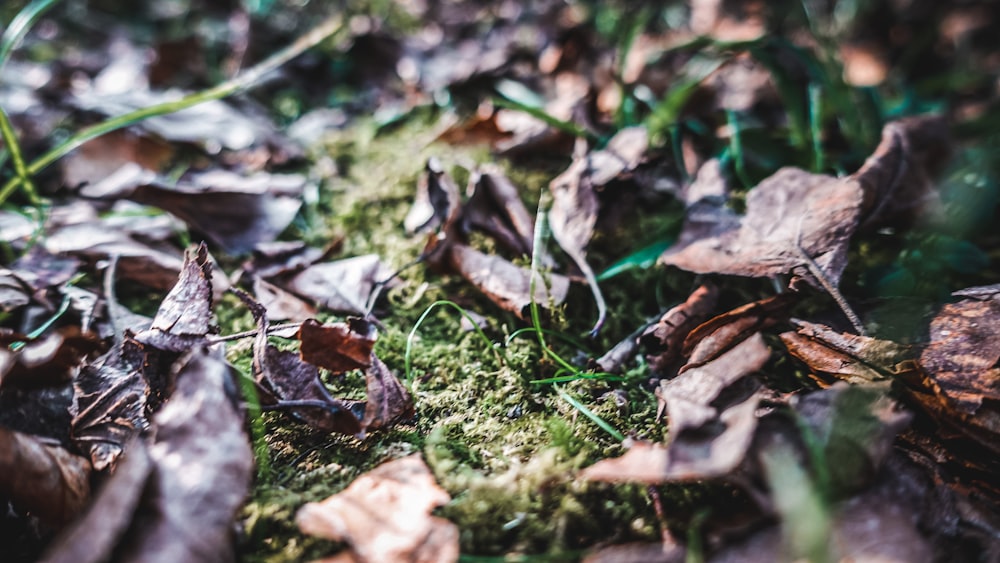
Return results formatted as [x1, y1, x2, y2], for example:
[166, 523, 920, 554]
[808, 83, 824, 172]
[236, 368, 271, 480]
[492, 96, 595, 141]
[404, 299, 506, 382]
[0, 14, 345, 207]
[554, 385, 625, 442]
[725, 109, 753, 189]
[0, 0, 61, 75]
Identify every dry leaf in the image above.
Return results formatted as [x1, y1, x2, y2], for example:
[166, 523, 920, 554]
[133, 243, 215, 353]
[781, 319, 914, 385]
[298, 318, 377, 373]
[0, 427, 91, 529]
[82, 165, 307, 254]
[252, 277, 317, 322]
[641, 283, 719, 374]
[462, 165, 536, 257]
[296, 454, 459, 563]
[286, 254, 390, 316]
[446, 244, 569, 320]
[404, 158, 461, 236]
[660, 166, 863, 288]
[549, 127, 648, 332]
[852, 115, 951, 229]
[358, 356, 415, 437]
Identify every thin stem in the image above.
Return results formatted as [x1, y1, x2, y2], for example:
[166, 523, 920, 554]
[0, 0, 61, 76]
[0, 107, 39, 204]
[404, 300, 505, 382]
[554, 385, 625, 442]
[206, 322, 303, 344]
[808, 83, 824, 172]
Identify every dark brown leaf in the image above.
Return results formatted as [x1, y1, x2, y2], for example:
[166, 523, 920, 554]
[298, 318, 377, 373]
[404, 157, 462, 236]
[917, 285, 1000, 448]
[0, 427, 91, 529]
[252, 277, 316, 322]
[462, 165, 536, 257]
[359, 356, 414, 436]
[296, 454, 459, 563]
[48, 347, 254, 563]
[134, 243, 215, 353]
[660, 167, 863, 288]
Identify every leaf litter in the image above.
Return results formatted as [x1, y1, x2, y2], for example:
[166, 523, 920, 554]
[1, 2, 999, 562]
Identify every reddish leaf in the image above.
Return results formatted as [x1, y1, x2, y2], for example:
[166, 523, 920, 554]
[359, 356, 415, 436]
[780, 319, 914, 385]
[641, 283, 719, 374]
[285, 254, 390, 316]
[298, 318, 377, 373]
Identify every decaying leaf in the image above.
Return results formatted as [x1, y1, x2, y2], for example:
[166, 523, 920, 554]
[462, 165, 536, 257]
[237, 290, 412, 438]
[47, 347, 253, 563]
[286, 254, 391, 316]
[660, 166, 863, 288]
[0, 427, 91, 529]
[72, 244, 217, 470]
[252, 277, 317, 322]
[681, 291, 799, 371]
[641, 283, 719, 374]
[405, 157, 462, 236]
[82, 165, 307, 254]
[549, 127, 648, 332]
[296, 454, 459, 563]
[781, 319, 915, 385]
[584, 334, 770, 483]
[446, 244, 569, 320]
[852, 115, 951, 228]
[916, 284, 1000, 449]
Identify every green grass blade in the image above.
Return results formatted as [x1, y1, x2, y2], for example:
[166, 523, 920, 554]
[554, 385, 625, 442]
[0, 14, 344, 207]
[404, 300, 505, 382]
[492, 96, 595, 141]
[0, 106, 39, 204]
[0, 0, 61, 76]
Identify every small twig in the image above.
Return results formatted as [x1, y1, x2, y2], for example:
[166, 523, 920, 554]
[207, 322, 303, 344]
[259, 400, 343, 415]
[102, 254, 122, 341]
[794, 245, 866, 335]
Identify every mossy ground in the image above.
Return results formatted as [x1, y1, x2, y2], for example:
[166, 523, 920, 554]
[226, 115, 691, 561]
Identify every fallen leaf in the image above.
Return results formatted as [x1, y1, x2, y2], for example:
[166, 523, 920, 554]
[852, 115, 951, 229]
[549, 127, 648, 332]
[133, 243, 215, 353]
[916, 284, 1000, 449]
[445, 244, 570, 320]
[298, 318, 377, 373]
[296, 454, 459, 563]
[47, 347, 254, 563]
[82, 165, 307, 254]
[660, 166, 863, 288]
[680, 291, 798, 372]
[286, 254, 391, 316]
[641, 283, 720, 374]
[462, 165, 536, 257]
[404, 158, 462, 236]
[252, 277, 317, 322]
[780, 319, 915, 385]
[0, 426, 91, 529]
[358, 356, 415, 436]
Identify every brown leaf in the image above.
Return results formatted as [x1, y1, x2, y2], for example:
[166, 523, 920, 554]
[680, 291, 798, 371]
[404, 157, 462, 236]
[641, 283, 720, 374]
[285, 254, 391, 316]
[81, 166, 307, 254]
[0, 427, 91, 529]
[852, 115, 951, 229]
[252, 277, 317, 322]
[660, 167, 863, 288]
[296, 454, 459, 563]
[462, 165, 536, 258]
[298, 318, 377, 373]
[48, 347, 254, 563]
[780, 319, 914, 385]
[359, 356, 415, 436]
[446, 244, 569, 320]
[134, 243, 215, 353]
[549, 127, 648, 332]
[916, 285, 1000, 448]
[70, 338, 149, 471]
